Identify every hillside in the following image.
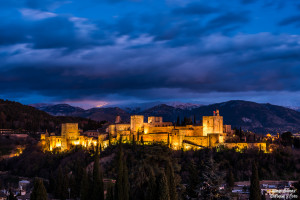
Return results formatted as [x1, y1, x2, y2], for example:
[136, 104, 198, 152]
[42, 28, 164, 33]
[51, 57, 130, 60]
[36, 104, 84, 116]
[79, 107, 130, 122]
[141, 104, 185, 123]
[0, 99, 104, 132]
[191, 101, 300, 133]
[33, 100, 300, 134]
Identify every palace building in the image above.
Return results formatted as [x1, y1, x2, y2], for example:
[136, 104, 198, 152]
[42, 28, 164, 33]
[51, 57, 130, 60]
[109, 110, 229, 150]
[41, 123, 108, 151]
[41, 110, 266, 152]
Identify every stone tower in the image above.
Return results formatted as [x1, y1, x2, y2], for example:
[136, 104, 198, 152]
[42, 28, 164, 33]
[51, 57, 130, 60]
[130, 115, 144, 134]
[202, 110, 223, 136]
[61, 123, 79, 140]
[115, 116, 121, 124]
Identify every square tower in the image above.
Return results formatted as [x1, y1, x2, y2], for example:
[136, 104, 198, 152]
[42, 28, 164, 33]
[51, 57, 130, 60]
[130, 115, 144, 133]
[61, 123, 79, 140]
[202, 110, 223, 136]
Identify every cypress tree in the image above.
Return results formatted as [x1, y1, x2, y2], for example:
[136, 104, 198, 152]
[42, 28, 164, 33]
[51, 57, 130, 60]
[74, 161, 84, 198]
[182, 117, 187, 126]
[123, 158, 130, 200]
[80, 169, 90, 200]
[116, 146, 124, 200]
[92, 145, 104, 200]
[55, 167, 64, 199]
[186, 160, 199, 198]
[198, 152, 221, 199]
[176, 116, 180, 126]
[146, 171, 157, 200]
[106, 183, 114, 200]
[30, 178, 48, 200]
[157, 172, 170, 200]
[48, 171, 55, 193]
[250, 162, 261, 200]
[88, 171, 94, 199]
[61, 174, 69, 200]
[261, 192, 266, 200]
[68, 174, 76, 199]
[226, 168, 234, 189]
[108, 132, 111, 146]
[8, 189, 16, 200]
[165, 163, 178, 200]
[115, 144, 130, 200]
[133, 135, 136, 147]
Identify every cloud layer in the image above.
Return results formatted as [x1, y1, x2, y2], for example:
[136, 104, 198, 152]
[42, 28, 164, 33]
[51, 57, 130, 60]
[0, 0, 300, 106]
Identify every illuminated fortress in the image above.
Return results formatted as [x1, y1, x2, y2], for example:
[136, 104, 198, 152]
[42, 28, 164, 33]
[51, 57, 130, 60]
[41, 110, 266, 152]
[110, 110, 226, 150]
[41, 123, 108, 151]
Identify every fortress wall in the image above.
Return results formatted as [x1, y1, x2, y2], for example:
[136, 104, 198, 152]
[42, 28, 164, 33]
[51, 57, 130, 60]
[179, 129, 195, 137]
[223, 125, 233, 134]
[49, 136, 63, 150]
[183, 136, 208, 147]
[148, 116, 163, 123]
[208, 134, 221, 147]
[142, 133, 169, 143]
[192, 126, 203, 136]
[116, 124, 130, 131]
[223, 143, 267, 152]
[147, 126, 173, 134]
[108, 125, 116, 135]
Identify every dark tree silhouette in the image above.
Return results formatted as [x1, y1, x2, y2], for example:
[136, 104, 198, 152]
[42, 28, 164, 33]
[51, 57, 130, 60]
[250, 162, 261, 200]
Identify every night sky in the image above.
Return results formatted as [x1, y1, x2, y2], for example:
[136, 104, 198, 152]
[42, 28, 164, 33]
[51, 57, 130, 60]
[1, 0, 300, 108]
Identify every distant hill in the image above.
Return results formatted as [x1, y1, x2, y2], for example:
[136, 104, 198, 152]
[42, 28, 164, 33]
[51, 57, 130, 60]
[0, 99, 104, 132]
[79, 107, 130, 122]
[36, 104, 84, 116]
[112, 101, 202, 113]
[191, 100, 300, 134]
[33, 100, 300, 134]
[141, 104, 185, 123]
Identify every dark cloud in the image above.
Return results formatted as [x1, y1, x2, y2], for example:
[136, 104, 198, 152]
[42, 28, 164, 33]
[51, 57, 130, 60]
[1, 33, 300, 101]
[25, 0, 54, 10]
[172, 3, 218, 16]
[207, 12, 250, 31]
[0, 22, 29, 45]
[31, 17, 78, 49]
[240, 0, 257, 4]
[278, 15, 300, 27]
[0, 0, 300, 104]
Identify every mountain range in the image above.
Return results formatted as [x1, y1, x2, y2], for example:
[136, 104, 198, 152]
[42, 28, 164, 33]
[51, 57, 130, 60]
[31, 100, 300, 134]
[0, 99, 103, 132]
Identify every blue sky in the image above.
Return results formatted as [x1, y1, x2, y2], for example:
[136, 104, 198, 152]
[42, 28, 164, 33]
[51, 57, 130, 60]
[0, 0, 300, 108]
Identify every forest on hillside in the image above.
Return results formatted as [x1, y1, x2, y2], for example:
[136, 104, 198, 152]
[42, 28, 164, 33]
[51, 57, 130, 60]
[0, 99, 105, 132]
[0, 143, 300, 200]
